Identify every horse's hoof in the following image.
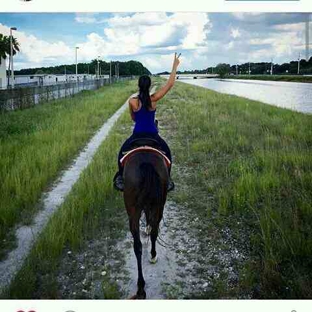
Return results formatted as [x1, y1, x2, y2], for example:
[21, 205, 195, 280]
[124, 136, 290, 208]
[130, 290, 146, 299]
[149, 255, 158, 264]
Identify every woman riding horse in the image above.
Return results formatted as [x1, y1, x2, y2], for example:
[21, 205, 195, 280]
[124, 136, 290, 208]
[113, 52, 181, 191]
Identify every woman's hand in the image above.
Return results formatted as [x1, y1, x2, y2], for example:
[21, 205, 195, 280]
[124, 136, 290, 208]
[173, 52, 181, 69]
[150, 52, 181, 103]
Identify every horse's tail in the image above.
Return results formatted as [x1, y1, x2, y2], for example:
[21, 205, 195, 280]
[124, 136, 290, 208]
[137, 163, 164, 228]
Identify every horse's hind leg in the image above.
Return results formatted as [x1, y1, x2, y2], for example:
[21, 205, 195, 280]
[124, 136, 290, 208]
[129, 218, 146, 299]
[149, 204, 164, 264]
[150, 226, 158, 264]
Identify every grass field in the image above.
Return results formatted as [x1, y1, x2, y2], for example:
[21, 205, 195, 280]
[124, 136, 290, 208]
[158, 81, 312, 298]
[225, 74, 312, 83]
[2, 78, 312, 298]
[0, 80, 137, 259]
[5, 99, 134, 299]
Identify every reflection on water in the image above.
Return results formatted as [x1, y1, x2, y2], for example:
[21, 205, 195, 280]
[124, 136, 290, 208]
[180, 78, 312, 114]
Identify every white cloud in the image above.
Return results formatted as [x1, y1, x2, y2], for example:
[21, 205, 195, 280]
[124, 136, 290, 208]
[273, 22, 305, 32]
[0, 12, 211, 71]
[76, 12, 211, 61]
[75, 13, 99, 24]
[108, 12, 167, 27]
[230, 28, 241, 39]
[231, 12, 264, 22]
[1, 13, 306, 73]
[138, 53, 192, 73]
[226, 41, 234, 50]
[248, 23, 304, 59]
[0, 23, 72, 64]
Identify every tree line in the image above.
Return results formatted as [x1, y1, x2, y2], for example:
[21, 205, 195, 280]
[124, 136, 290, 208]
[13, 60, 151, 76]
[158, 57, 312, 77]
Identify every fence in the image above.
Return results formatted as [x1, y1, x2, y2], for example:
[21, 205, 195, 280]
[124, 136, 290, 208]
[0, 76, 134, 112]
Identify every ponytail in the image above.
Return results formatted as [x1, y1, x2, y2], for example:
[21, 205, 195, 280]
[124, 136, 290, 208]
[138, 75, 152, 110]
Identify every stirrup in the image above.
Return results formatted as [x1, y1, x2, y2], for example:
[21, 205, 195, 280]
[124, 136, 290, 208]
[113, 174, 124, 192]
[167, 179, 175, 192]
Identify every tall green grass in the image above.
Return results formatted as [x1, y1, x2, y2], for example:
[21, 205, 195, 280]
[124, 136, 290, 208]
[0, 81, 136, 258]
[5, 104, 133, 299]
[157, 81, 312, 298]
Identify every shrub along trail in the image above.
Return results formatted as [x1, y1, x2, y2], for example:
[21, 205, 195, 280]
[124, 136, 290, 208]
[3, 79, 311, 299]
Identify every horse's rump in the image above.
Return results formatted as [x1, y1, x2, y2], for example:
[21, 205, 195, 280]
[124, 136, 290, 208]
[123, 152, 168, 228]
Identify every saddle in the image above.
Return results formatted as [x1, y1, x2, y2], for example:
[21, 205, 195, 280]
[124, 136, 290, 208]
[120, 137, 171, 168]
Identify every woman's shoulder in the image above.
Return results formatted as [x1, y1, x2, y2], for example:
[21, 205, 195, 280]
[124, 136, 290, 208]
[129, 96, 141, 112]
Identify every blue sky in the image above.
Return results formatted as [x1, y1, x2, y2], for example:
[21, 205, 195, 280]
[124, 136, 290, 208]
[0, 12, 310, 73]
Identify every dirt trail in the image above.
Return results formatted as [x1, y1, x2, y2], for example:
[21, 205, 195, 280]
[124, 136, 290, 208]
[55, 195, 250, 299]
[0, 88, 155, 295]
[56, 200, 196, 299]
[119, 201, 187, 299]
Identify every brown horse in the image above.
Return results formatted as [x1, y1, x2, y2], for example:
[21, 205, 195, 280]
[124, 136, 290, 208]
[123, 150, 169, 299]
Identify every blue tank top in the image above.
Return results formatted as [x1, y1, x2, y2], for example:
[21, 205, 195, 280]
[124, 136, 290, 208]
[133, 100, 158, 134]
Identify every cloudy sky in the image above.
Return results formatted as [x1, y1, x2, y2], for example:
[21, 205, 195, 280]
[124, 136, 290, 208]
[0, 12, 310, 73]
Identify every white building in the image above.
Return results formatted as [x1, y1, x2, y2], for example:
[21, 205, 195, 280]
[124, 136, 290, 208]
[0, 57, 7, 89]
[14, 73, 102, 87]
[0, 70, 109, 89]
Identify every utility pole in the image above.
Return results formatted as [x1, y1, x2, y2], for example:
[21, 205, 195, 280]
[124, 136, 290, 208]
[110, 60, 112, 83]
[249, 62, 251, 75]
[306, 13, 310, 62]
[116, 62, 119, 80]
[271, 59, 273, 75]
[75, 46, 79, 82]
[298, 53, 301, 75]
[236, 64, 238, 76]
[10, 27, 17, 88]
[65, 66, 67, 82]
[97, 56, 100, 79]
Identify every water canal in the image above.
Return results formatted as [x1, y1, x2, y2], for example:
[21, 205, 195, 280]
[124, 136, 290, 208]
[180, 78, 312, 114]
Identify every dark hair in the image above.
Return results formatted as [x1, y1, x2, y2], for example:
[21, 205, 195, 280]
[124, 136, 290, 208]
[138, 75, 152, 110]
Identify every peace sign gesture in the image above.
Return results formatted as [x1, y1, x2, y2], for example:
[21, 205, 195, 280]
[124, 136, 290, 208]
[173, 52, 181, 69]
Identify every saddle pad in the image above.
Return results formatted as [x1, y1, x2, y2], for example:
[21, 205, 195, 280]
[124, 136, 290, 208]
[120, 146, 171, 168]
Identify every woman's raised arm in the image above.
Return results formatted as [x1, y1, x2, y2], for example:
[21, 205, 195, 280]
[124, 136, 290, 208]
[151, 53, 181, 102]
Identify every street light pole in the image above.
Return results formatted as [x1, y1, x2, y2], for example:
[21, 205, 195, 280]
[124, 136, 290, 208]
[110, 60, 112, 83]
[97, 56, 100, 79]
[10, 27, 17, 88]
[306, 14, 310, 62]
[75, 46, 79, 81]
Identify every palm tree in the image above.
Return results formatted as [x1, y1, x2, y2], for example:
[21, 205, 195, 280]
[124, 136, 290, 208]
[0, 33, 19, 59]
[0, 34, 9, 60]
[0, 33, 20, 87]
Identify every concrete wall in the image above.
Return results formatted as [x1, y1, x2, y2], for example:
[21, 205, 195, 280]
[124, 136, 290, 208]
[0, 76, 134, 111]
[0, 57, 7, 90]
